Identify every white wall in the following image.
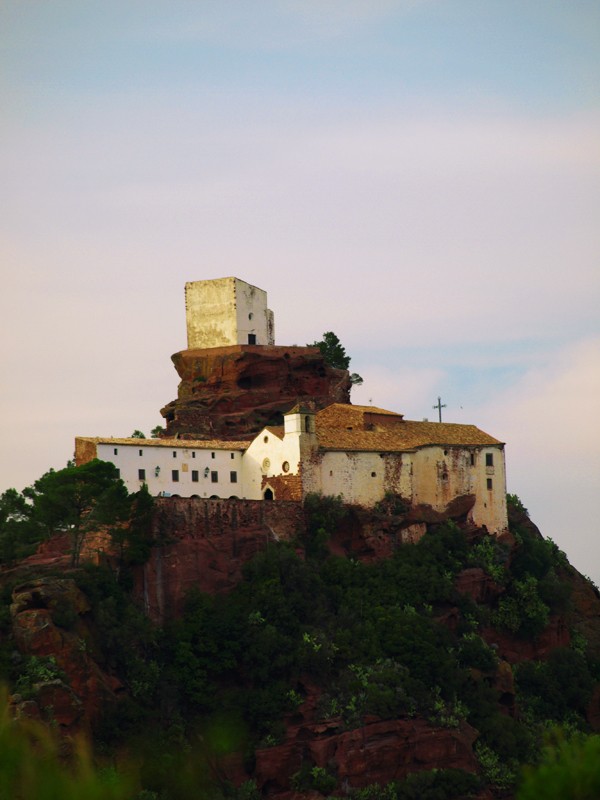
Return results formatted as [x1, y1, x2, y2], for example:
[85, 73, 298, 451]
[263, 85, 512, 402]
[97, 442, 244, 498]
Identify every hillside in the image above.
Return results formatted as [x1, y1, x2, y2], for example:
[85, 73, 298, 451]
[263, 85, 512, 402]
[2, 486, 600, 799]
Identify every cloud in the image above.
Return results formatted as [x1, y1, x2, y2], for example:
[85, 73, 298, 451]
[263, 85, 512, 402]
[476, 337, 600, 581]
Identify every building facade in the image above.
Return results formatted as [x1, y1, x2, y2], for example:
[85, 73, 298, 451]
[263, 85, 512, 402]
[76, 403, 508, 535]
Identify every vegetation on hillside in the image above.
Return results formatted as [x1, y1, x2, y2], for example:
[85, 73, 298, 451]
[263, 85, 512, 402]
[1, 465, 599, 797]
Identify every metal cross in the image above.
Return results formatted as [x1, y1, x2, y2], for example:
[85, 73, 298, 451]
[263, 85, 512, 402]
[433, 396, 447, 423]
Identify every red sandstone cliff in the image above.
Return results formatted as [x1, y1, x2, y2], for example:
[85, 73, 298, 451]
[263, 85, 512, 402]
[160, 345, 351, 438]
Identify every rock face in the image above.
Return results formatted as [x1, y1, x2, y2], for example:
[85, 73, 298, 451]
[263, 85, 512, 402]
[252, 680, 479, 796]
[9, 578, 121, 735]
[160, 345, 351, 438]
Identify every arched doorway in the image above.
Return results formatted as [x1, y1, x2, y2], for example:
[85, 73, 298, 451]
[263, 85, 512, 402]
[263, 488, 274, 501]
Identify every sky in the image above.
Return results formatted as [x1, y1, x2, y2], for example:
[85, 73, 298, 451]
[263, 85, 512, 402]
[1, 1, 599, 580]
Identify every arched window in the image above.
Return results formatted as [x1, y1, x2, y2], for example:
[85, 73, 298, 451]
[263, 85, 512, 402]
[304, 415, 311, 433]
[264, 488, 274, 501]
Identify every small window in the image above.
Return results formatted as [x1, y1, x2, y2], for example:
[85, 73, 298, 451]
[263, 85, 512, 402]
[172, 470, 179, 482]
[192, 452, 196, 458]
[211, 471, 218, 483]
[486, 453, 494, 467]
[470, 453, 475, 466]
[263, 436, 269, 443]
[248, 333, 256, 345]
[230, 471, 237, 483]
[248, 312, 253, 320]
[113, 448, 118, 455]
[138, 469, 146, 480]
[115, 468, 120, 478]
[211, 452, 215, 459]
[230, 452, 235, 459]
[172, 451, 177, 458]
[139, 449, 143, 456]
[191, 470, 199, 482]
[282, 461, 289, 473]
[304, 415, 310, 432]
[371, 472, 377, 478]
[487, 478, 493, 490]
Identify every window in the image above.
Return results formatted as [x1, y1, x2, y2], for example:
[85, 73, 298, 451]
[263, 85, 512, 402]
[230, 453, 235, 459]
[211, 471, 218, 483]
[305, 415, 310, 432]
[263, 436, 269, 443]
[115, 468, 120, 478]
[113, 448, 118, 455]
[191, 470, 199, 482]
[470, 453, 475, 466]
[138, 469, 146, 480]
[248, 312, 253, 320]
[172, 470, 179, 482]
[371, 472, 377, 477]
[192, 452, 196, 458]
[139, 449, 143, 456]
[248, 334, 256, 344]
[211, 452, 215, 459]
[172, 451, 177, 458]
[487, 478, 493, 490]
[230, 471, 237, 483]
[282, 461, 289, 473]
[486, 453, 494, 467]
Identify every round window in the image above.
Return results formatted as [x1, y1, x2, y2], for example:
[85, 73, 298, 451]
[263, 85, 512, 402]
[262, 458, 271, 472]
[282, 461, 290, 473]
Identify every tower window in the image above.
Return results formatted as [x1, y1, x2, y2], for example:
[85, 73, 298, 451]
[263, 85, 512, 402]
[486, 453, 494, 467]
[113, 448, 118, 455]
[487, 478, 493, 490]
[172, 451, 177, 458]
[470, 453, 475, 466]
[139, 449, 143, 456]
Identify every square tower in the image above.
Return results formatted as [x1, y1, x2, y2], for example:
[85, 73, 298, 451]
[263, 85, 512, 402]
[185, 277, 275, 349]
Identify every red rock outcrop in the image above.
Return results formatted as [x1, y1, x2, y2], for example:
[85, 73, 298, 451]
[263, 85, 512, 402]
[9, 578, 121, 734]
[252, 679, 479, 795]
[160, 345, 351, 438]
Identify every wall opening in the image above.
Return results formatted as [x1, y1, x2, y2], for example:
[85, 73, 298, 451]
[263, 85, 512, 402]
[264, 488, 274, 501]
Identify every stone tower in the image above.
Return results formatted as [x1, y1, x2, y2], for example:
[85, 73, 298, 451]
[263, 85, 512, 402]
[185, 277, 275, 349]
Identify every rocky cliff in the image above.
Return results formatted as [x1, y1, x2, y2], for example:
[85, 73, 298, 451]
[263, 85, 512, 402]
[3, 499, 600, 799]
[160, 345, 351, 438]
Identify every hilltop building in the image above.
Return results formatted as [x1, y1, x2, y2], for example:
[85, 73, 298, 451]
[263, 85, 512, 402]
[185, 277, 274, 349]
[75, 277, 508, 535]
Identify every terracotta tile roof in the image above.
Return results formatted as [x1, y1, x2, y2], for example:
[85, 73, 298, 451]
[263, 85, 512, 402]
[315, 404, 502, 451]
[264, 426, 285, 440]
[76, 436, 248, 451]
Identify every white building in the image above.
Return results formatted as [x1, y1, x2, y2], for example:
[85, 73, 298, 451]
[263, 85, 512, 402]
[76, 402, 508, 535]
[185, 277, 275, 349]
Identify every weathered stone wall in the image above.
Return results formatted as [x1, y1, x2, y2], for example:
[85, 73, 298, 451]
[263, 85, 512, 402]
[136, 497, 304, 622]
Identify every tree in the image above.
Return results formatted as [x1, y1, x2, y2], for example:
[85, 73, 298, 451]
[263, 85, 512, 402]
[0, 488, 35, 565]
[131, 430, 146, 439]
[151, 425, 165, 438]
[308, 331, 363, 386]
[24, 460, 129, 566]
